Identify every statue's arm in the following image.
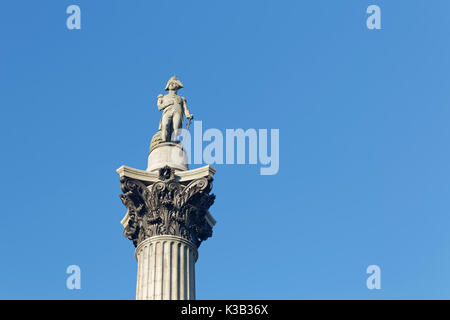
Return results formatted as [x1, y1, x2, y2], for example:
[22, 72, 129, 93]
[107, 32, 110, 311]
[182, 97, 193, 119]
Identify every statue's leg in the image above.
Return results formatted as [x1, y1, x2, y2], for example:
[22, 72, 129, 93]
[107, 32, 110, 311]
[172, 112, 182, 142]
[161, 114, 172, 142]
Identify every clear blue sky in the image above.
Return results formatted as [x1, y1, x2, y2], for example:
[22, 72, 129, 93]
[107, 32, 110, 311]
[1, 0, 449, 299]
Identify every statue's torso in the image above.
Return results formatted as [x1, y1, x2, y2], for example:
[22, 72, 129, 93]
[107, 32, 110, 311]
[161, 94, 183, 115]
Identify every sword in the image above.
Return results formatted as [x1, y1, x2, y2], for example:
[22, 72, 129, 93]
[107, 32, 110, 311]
[180, 116, 192, 147]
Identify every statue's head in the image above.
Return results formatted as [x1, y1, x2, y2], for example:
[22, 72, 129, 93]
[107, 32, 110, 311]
[165, 75, 183, 91]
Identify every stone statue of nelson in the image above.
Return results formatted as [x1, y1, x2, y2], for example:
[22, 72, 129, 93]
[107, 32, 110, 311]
[157, 75, 193, 142]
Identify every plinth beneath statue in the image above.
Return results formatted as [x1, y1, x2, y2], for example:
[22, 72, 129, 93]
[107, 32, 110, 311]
[147, 142, 188, 172]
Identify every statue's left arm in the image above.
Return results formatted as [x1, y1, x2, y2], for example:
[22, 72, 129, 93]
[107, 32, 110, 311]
[182, 97, 193, 119]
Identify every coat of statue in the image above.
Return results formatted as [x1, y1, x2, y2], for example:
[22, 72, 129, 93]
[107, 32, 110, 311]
[157, 76, 193, 142]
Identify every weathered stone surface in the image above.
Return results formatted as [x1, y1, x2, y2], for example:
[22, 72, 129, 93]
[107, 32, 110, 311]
[117, 164, 216, 184]
[150, 131, 164, 153]
[156, 75, 194, 144]
[119, 166, 216, 248]
[135, 235, 197, 300]
[147, 142, 188, 172]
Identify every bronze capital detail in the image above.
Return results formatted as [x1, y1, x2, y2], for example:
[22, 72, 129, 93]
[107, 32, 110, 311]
[119, 166, 216, 248]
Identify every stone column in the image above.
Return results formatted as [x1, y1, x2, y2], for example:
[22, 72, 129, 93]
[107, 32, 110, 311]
[135, 235, 197, 300]
[117, 163, 216, 300]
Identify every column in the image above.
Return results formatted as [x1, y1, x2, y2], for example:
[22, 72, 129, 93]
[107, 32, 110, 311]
[135, 235, 197, 300]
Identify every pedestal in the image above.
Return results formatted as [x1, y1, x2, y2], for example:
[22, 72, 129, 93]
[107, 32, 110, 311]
[147, 142, 188, 172]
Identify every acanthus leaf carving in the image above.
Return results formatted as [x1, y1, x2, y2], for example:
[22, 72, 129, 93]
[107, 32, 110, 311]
[119, 166, 215, 248]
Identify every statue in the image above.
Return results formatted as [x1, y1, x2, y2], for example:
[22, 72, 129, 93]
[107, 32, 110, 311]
[156, 76, 193, 143]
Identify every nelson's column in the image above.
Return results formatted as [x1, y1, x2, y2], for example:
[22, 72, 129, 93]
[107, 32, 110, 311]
[117, 76, 216, 300]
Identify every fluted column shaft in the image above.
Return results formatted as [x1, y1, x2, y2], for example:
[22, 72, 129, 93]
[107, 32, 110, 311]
[135, 235, 198, 300]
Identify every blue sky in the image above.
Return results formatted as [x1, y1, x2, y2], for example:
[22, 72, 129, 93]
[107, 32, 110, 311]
[1, 0, 449, 299]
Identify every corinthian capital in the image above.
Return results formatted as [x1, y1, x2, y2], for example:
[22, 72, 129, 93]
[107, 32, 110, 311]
[119, 166, 216, 248]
